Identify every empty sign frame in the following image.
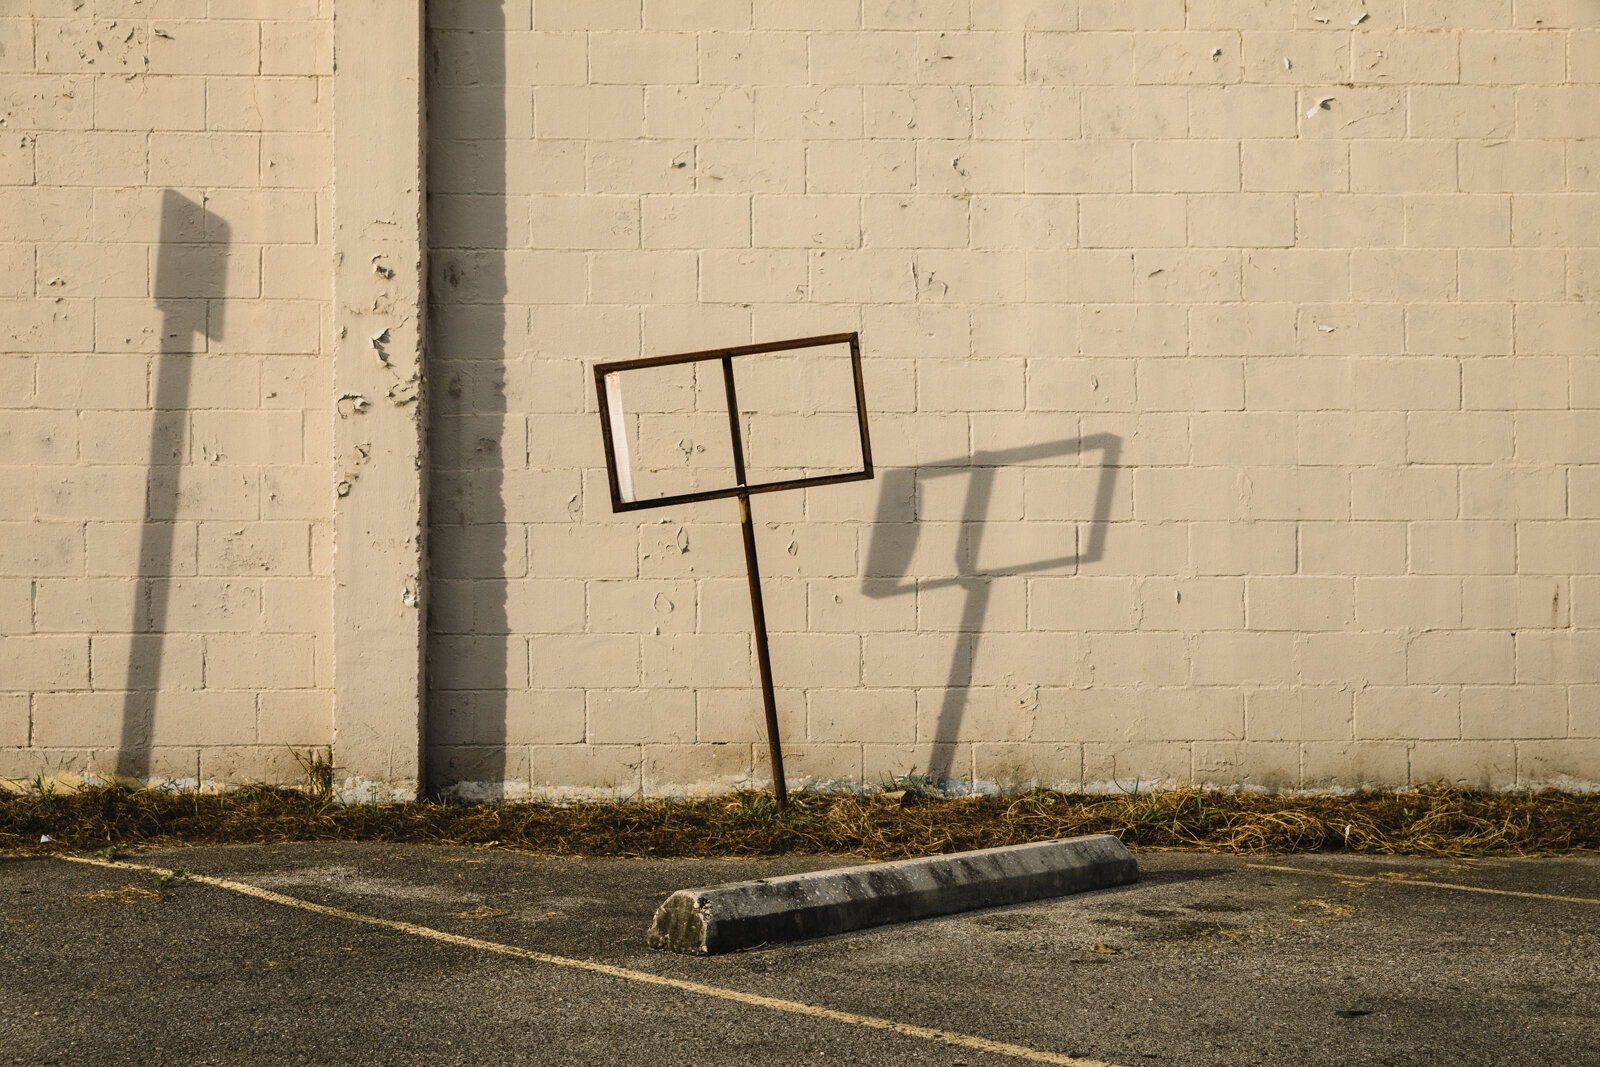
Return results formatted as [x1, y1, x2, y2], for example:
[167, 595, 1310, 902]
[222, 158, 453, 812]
[593, 332, 874, 805]
[595, 332, 873, 512]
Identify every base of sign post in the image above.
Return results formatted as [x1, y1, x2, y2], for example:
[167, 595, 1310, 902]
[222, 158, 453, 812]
[737, 491, 788, 808]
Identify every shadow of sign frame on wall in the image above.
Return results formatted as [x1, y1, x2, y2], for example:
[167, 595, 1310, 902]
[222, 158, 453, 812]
[861, 434, 1123, 786]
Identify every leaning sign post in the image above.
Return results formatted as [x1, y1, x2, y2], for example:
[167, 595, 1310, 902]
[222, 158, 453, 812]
[594, 333, 873, 806]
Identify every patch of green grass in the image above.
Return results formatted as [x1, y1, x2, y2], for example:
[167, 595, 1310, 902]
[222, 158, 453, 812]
[729, 793, 818, 829]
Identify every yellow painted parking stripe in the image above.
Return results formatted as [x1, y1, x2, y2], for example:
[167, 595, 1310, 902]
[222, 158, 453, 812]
[57, 854, 1121, 1067]
[1245, 863, 1600, 906]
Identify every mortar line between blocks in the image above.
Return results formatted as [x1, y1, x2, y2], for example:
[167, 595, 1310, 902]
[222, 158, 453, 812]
[1244, 863, 1600, 906]
[55, 854, 1124, 1067]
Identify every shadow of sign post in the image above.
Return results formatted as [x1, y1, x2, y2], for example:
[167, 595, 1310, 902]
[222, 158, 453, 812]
[117, 190, 229, 781]
[861, 433, 1122, 786]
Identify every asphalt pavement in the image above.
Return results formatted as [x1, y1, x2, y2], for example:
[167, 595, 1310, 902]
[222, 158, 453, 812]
[3, 843, 1597, 1065]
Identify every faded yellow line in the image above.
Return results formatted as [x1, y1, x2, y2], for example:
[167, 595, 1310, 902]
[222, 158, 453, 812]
[1245, 863, 1600, 906]
[57, 855, 1119, 1067]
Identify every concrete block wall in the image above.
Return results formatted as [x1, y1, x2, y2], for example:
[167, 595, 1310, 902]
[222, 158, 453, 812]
[427, 0, 1600, 797]
[0, 3, 334, 787]
[5, 2, 1597, 798]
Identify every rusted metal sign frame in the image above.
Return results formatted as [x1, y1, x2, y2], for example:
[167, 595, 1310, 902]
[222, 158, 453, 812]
[595, 332, 873, 512]
[593, 332, 873, 806]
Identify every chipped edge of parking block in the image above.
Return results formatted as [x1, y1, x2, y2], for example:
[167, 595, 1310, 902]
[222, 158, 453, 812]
[647, 833, 1139, 955]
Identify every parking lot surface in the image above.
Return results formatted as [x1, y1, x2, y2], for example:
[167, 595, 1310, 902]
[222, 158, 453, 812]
[3, 843, 1597, 1065]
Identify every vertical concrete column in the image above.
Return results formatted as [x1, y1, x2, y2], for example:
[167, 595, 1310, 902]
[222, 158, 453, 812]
[331, 0, 428, 800]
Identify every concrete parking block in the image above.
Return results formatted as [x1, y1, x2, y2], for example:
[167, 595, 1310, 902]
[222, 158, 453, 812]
[648, 834, 1138, 955]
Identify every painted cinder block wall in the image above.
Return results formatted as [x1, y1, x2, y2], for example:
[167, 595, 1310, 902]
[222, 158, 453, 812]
[1, 2, 337, 787]
[426, 0, 1600, 797]
[4, 1, 1599, 797]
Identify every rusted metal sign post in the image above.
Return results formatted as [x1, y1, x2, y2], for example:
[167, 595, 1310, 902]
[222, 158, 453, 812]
[594, 333, 873, 805]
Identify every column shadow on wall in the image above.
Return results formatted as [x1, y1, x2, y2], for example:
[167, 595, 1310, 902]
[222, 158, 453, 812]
[424, 10, 511, 798]
[861, 433, 1122, 787]
[117, 189, 229, 781]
